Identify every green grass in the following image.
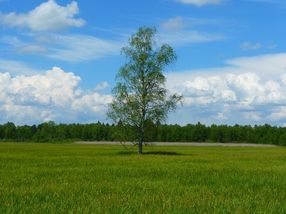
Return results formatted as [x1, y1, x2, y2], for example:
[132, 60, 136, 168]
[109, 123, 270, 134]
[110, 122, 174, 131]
[0, 143, 286, 213]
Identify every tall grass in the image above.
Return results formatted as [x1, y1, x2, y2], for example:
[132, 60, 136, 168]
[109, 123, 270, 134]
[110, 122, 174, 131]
[0, 143, 286, 213]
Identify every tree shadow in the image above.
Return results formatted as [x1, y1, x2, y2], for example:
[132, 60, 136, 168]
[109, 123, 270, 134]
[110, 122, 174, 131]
[143, 151, 184, 156]
[115, 151, 186, 156]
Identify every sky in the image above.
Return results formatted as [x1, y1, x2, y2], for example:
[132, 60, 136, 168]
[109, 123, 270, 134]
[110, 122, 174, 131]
[0, 0, 286, 125]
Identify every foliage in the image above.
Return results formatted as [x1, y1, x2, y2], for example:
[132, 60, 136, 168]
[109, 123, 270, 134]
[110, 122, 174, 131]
[107, 27, 181, 153]
[1, 121, 286, 146]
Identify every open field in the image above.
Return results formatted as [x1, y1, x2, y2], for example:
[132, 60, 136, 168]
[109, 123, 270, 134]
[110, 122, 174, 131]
[0, 143, 286, 213]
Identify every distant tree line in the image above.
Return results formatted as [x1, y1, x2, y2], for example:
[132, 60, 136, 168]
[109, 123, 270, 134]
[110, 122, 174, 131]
[0, 121, 286, 146]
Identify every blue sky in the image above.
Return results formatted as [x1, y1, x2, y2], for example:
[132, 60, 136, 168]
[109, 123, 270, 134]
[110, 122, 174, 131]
[0, 0, 286, 125]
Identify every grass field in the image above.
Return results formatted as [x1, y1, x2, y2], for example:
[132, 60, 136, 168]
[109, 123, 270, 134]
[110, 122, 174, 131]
[0, 143, 286, 213]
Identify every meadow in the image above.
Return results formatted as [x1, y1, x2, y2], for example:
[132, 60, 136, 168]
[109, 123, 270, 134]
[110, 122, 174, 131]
[0, 143, 286, 213]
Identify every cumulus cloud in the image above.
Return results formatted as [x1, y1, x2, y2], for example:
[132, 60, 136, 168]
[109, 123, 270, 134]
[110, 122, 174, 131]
[175, 0, 222, 6]
[0, 0, 85, 31]
[166, 53, 286, 125]
[0, 67, 112, 124]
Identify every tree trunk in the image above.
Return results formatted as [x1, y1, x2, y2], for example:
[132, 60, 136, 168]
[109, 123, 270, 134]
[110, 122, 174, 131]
[138, 124, 144, 154]
[138, 141, 143, 154]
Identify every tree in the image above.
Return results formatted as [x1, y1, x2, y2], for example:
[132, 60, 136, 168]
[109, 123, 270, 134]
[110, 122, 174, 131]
[108, 27, 182, 154]
[3, 122, 16, 140]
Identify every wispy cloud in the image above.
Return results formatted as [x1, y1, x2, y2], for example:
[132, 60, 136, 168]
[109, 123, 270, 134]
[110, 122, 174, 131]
[47, 34, 123, 62]
[246, 0, 286, 8]
[161, 16, 223, 31]
[174, 0, 223, 6]
[158, 30, 224, 46]
[240, 42, 263, 51]
[159, 16, 225, 46]
[247, 0, 286, 4]
[240, 41, 277, 51]
[0, 59, 42, 75]
[1, 33, 124, 62]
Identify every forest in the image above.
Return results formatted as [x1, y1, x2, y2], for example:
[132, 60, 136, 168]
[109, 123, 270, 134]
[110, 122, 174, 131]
[1, 121, 286, 146]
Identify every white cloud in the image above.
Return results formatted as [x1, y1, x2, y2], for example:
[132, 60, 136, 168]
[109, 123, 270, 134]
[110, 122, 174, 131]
[181, 76, 236, 106]
[72, 93, 112, 114]
[0, 0, 85, 31]
[0, 67, 112, 124]
[94, 82, 109, 91]
[175, 0, 222, 6]
[166, 53, 286, 125]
